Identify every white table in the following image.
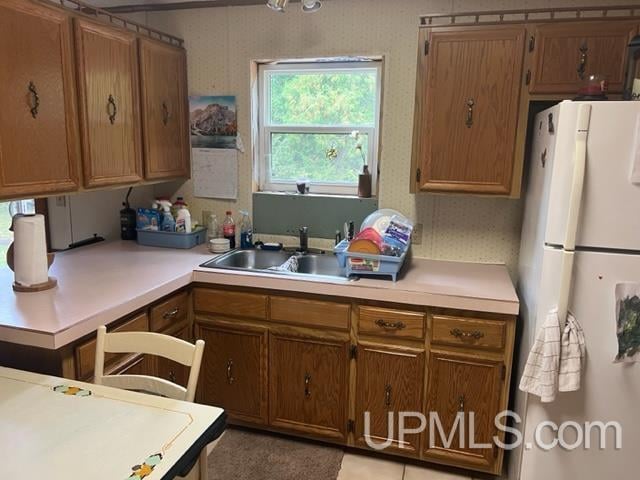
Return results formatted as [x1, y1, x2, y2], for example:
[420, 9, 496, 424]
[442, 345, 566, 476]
[0, 366, 226, 479]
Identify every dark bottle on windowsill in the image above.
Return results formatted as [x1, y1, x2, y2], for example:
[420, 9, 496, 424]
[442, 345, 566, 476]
[358, 165, 372, 198]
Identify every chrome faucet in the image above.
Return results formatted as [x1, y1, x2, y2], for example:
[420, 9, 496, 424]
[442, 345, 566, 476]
[298, 226, 309, 253]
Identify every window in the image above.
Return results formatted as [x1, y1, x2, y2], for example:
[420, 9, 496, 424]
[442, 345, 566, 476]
[0, 200, 35, 268]
[258, 60, 382, 195]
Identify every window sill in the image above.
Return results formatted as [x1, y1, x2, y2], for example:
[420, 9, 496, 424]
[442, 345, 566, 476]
[254, 190, 377, 200]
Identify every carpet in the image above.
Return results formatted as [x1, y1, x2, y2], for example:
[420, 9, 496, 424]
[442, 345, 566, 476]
[207, 428, 344, 480]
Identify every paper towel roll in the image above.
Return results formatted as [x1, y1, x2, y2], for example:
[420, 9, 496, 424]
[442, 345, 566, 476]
[13, 214, 49, 287]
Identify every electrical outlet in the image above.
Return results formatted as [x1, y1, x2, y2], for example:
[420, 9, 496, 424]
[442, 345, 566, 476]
[412, 223, 423, 245]
[55, 196, 67, 208]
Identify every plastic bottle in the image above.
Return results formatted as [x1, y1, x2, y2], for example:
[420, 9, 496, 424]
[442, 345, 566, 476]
[157, 200, 175, 232]
[222, 211, 236, 249]
[172, 196, 187, 218]
[176, 206, 192, 233]
[207, 214, 219, 241]
[239, 210, 253, 249]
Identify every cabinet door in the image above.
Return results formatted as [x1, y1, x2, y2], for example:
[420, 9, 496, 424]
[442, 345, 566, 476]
[139, 39, 190, 180]
[355, 343, 424, 454]
[74, 19, 143, 188]
[0, 0, 80, 199]
[424, 350, 503, 472]
[530, 21, 637, 94]
[113, 354, 154, 377]
[197, 321, 268, 424]
[269, 334, 349, 440]
[156, 325, 191, 388]
[415, 26, 525, 194]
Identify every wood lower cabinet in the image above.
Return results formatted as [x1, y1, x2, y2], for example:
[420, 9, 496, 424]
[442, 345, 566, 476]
[115, 354, 154, 376]
[74, 19, 143, 188]
[196, 320, 268, 424]
[413, 26, 525, 195]
[355, 343, 424, 454]
[529, 21, 638, 94]
[0, 0, 80, 199]
[139, 39, 190, 180]
[424, 349, 504, 472]
[269, 333, 350, 441]
[156, 324, 191, 387]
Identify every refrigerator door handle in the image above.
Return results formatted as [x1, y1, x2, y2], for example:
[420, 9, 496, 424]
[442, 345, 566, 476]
[556, 104, 592, 326]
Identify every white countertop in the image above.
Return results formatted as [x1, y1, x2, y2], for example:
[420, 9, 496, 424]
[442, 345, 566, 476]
[0, 241, 519, 350]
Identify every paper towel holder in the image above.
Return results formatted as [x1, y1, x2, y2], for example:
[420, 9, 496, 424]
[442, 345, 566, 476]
[7, 215, 57, 293]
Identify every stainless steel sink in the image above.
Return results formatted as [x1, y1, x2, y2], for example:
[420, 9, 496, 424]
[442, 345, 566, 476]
[200, 248, 349, 280]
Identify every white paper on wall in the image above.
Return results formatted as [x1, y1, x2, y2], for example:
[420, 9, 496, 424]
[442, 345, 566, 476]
[630, 115, 640, 184]
[192, 148, 238, 200]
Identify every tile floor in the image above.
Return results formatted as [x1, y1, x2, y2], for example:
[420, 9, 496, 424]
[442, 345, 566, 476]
[337, 453, 474, 480]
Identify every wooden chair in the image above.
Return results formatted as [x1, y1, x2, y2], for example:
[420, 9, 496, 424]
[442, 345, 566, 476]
[94, 326, 208, 479]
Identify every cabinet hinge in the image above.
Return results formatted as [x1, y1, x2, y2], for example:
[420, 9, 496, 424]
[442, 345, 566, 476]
[501, 364, 507, 381]
[350, 344, 358, 360]
[347, 419, 355, 433]
[424, 40, 430, 55]
[525, 69, 531, 86]
[528, 35, 535, 52]
[416, 168, 421, 183]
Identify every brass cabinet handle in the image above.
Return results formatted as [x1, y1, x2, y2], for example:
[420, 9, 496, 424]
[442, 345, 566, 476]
[107, 94, 117, 124]
[450, 328, 485, 340]
[465, 98, 475, 128]
[304, 373, 311, 398]
[577, 43, 588, 80]
[161, 101, 169, 125]
[28, 81, 40, 118]
[375, 319, 406, 330]
[162, 307, 179, 320]
[226, 359, 234, 384]
[384, 384, 392, 407]
[458, 394, 465, 412]
[168, 370, 176, 383]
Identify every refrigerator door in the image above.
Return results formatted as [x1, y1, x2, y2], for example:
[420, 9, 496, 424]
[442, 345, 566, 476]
[545, 101, 640, 251]
[519, 248, 640, 479]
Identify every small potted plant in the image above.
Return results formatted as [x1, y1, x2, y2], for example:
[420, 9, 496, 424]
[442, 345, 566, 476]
[351, 130, 371, 198]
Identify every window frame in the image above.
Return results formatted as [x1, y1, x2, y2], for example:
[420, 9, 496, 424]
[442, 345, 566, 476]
[257, 60, 382, 196]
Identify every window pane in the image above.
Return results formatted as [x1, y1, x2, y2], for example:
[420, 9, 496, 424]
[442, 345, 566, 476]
[269, 69, 377, 126]
[0, 200, 35, 268]
[270, 132, 368, 184]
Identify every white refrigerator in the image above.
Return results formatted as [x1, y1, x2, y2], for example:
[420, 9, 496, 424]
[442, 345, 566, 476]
[512, 100, 640, 479]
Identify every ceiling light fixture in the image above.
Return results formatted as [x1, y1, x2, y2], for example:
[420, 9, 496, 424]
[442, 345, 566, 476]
[267, 0, 288, 12]
[301, 0, 322, 12]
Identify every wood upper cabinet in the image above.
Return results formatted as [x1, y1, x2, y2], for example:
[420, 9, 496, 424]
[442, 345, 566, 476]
[413, 26, 525, 195]
[355, 343, 424, 454]
[196, 320, 268, 424]
[269, 333, 350, 440]
[139, 39, 190, 180]
[74, 19, 143, 188]
[0, 0, 80, 199]
[529, 21, 638, 94]
[424, 350, 504, 473]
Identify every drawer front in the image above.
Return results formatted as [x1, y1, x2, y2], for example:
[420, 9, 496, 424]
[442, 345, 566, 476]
[150, 291, 188, 332]
[359, 306, 425, 339]
[270, 296, 350, 331]
[431, 315, 505, 351]
[194, 288, 268, 320]
[75, 312, 149, 379]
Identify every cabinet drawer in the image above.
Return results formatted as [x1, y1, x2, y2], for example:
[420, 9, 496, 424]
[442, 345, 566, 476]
[194, 288, 268, 320]
[150, 291, 188, 332]
[359, 306, 424, 339]
[431, 315, 505, 351]
[270, 296, 350, 331]
[75, 312, 149, 379]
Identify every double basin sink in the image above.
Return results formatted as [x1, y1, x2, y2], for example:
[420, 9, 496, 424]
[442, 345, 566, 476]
[201, 248, 349, 280]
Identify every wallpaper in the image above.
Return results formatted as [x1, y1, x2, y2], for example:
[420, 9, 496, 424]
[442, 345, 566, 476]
[145, 0, 635, 279]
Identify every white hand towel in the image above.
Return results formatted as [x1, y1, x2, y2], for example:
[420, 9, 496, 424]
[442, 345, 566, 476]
[558, 313, 586, 392]
[519, 309, 561, 403]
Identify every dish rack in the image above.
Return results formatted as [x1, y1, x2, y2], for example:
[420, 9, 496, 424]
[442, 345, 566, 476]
[334, 239, 408, 282]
